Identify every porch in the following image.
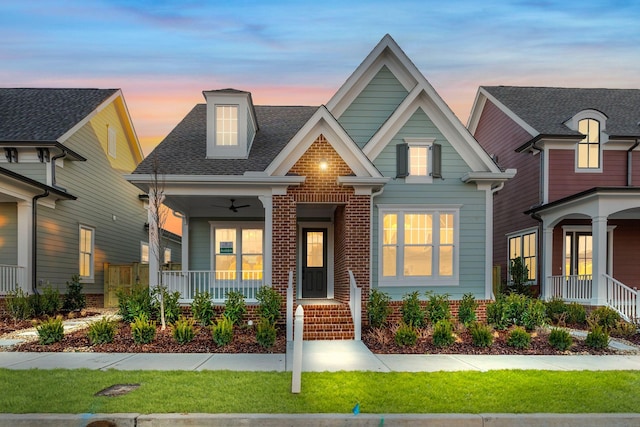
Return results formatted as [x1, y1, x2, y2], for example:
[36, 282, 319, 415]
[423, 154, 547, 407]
[0, 264, 25, 295]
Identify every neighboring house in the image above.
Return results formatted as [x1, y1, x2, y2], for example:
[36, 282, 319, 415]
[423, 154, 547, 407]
[128, 35, 514, 339]
[468, 86, 640, 319]
[0, 88, 180, 306]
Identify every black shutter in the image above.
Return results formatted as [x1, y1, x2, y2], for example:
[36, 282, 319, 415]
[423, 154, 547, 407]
[431, 143, 442, 179]
[396, 143, 409, 178]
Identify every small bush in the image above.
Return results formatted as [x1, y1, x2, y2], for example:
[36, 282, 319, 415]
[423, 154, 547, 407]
[548, 328, 573, 351]
[62, 275, 86, 312]
[394, 322, 418, 347]
[585, 324, 609, 349]
[153, 287, 181, 325]
[507, 326, 531, 349]
[487, 294, 546, 331]
[522, 298, 546, 331]
[425, 292, 451, 324]
[566, 303, 587, 325]
[87, 316, 117, 345]
[131, 313, 156, 345]
[588, 307, 620, 330]
[36, 316, 64, 345]
[545, 298, 567, 324]
[469, 322, 493, 348]
[368, 289, 392, 328]
[40, 285, 61, 317]
[458, 293, 478, 326]
[256, 286, 283, 324]
[486, 296, 508, 330]
[117, 285, 153, 323]
[171, 316, 197, 345]
[224, 290, 247, 325]
[211, 316, 234, 347]
[5, 288, 32, 322]
[191, 290, 215, 326]
[401, 291, 425, 328]
[611, 320, 638, 339]
[432, 319, 455, 348]
[255, 318, 277, 348]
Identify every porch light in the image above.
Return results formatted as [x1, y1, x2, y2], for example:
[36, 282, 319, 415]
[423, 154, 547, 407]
[319, 158, 328, 171]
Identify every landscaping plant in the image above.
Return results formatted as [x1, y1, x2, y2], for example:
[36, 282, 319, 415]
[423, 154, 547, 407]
[394, 322, 418, 347]
[367, 289, 392, 328]
[425, 292, 451, 324]
[469, 322, 493, 348]
[87, 316, 117, 345]
[548, 328, 572, 351]
[566, 302, 587, 325]
[117, 285, 153, 323]
[400, 291, 425, 328]
[224, 290, 247, 325]
[611, 320, 637, 339]
[431, 319, 455, 348]
[35, 316, 64, 345]
[62, 275, 86, 311]
[39, 285, 61, 317]
[588, 306, 620, 330]
[171, 316, 197, 345]
[191, 290, 215, 326]
[211, 316, 234, 347]
[5, 288, 32, 322]
[457, 293, 477, 326]
[506, 326, 531, 349]
[545, 297, 567, 324]
[256, 286, 283, 324]
[255, 318, 277, 348]
[131, 313, 156, 345]
[586, 324, 609, 349]
[153, 287, 181, 325]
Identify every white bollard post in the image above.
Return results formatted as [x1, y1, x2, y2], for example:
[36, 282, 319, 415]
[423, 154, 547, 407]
[291, 305, 304, 393]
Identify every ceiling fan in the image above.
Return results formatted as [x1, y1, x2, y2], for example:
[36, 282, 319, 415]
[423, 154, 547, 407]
[213, 199, 250, 213]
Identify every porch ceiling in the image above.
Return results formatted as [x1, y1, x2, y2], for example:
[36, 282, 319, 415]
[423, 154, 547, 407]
[164, 195, 265, 218]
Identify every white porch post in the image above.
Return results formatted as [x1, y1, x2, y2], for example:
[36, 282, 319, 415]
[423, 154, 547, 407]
[181, 215, 189, 271]
[542, 225, 554, 300]
[592, 216, 608, 306]
[148, 190, 160, 289]
[17, 200, 32, 292]
[259, 195, 273, 286]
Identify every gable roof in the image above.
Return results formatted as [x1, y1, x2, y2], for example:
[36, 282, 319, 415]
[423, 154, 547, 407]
[133, 104, 318, 175]
[0, 88, 119, 142]
[478, 86, 640, 139]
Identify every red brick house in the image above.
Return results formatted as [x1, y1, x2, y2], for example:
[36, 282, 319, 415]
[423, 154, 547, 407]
[469, 86, 640, 320]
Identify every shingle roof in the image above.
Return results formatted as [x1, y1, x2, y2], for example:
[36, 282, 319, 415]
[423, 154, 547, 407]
[133, 104, 318, 175]
[483, 86, 640, 138]
[0, 88, 118, 141]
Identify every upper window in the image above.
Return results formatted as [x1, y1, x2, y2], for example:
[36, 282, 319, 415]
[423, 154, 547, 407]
[108, 126, 117, 158]
[79, 225, 95, 281]
[215, 105, 238, 146]
[397, 138, 441, 183]
[380, 207, 458, 286]
[508, 230, 537, 283]
[577, 118, 600, 169]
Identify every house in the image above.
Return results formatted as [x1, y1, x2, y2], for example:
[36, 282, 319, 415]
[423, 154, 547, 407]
[0, 88, 180, 307]
[127, 35, 514, 339]
[468, 86, 640, 319]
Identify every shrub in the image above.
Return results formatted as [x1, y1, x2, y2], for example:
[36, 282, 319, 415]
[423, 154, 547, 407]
[486, 295, 508, 330]
[40, 285, 61, 317]
[368, 289, 392, 328]
[87, 316, 117, 345]
[457, 293, 478, 326]
[507, 326, 531, 349]
[256, 286, 283, 324]
[611, 320, 638, 339]
[522, 298, 546, 331]
[5, 288, 32, 322]
[545, 298, 567, 324]
[588, 306, 620, 330]
[191, 290, 215, 326]
[153, 287, 181, 325]
[487, 294, 546, 331]
[507, 257, 532, 296]
[566, 303, 587, 325]
[585, 324, 609, 349]
[432, 319, 455, 348]
[401, 291, 425, 328]
[171, 316, 197, 345]
[36, 316, 64, 345]
[255, 318, 277, 348]
[224, 290, 247, 325]
[211, 316, 234, 347]
[117, 285, 153, 323]
[548, 328, 573, 351]
[62, 275, 86, 312]
[469, 322, 493, 348]
[425, 292, 451, 324]
[394, 322, 418, 347]
[131, 313, 156, 345]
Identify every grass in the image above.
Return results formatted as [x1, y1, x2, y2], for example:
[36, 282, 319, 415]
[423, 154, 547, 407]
[2, 369, 640, 414]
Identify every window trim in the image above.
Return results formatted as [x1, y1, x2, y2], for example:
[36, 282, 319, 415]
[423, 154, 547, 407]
[377, 204, 460, 287]
[164, 248, 172, 264]
[79, 224, 95, 282]
[565, 110, 607, 173]
[404, 138, 436, 184]
[506, 228, 538, 284]
[209, 221, 265, 279]
[215, 104, 239, 147]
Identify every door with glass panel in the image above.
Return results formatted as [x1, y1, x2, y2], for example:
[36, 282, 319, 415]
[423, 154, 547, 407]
[302, 228, 327, 298]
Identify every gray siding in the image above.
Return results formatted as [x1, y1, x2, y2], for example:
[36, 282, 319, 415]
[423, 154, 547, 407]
[371, 108, 488, 300]
[0, 203, 17, 265]
[189, 218, 212, 270]
[2, 162, 47, 183]
[338, 66, 408, 147]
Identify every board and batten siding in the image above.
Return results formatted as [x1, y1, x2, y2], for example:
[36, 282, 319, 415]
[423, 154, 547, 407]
[0, 203, 18, 265]
[338, 65, 408, 148]
[33, 108, 151, 294]
[371, 108, 488, 300]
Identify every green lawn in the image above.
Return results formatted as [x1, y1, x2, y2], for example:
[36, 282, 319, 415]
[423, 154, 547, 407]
[2, 369, 639, 414]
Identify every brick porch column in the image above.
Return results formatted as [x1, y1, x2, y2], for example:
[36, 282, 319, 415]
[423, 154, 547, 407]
[272, 194, 296, 300]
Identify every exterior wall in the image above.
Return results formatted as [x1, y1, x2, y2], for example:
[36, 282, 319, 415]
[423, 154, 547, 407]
[0, 162, 47, 183]
[272, 194, 296, 299]
[188, 218, 213, 270]
[548, 149, 630, 202]
[90, 99, 141, 173]
[372, 108, 487, 300]
[473, 100, 541, 285]
[338, 66, 408, 147]
[0, 203, 17, 265]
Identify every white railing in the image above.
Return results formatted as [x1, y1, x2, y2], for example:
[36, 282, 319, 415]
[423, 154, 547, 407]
[160, 270, 264, 303]
[605, 274, 640, 323]
[548, 275, 592, 303]
[0, 264, 25, 295]
[348, 270, 362, 341]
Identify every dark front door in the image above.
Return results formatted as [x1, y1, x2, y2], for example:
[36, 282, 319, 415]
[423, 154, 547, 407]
[302, 228, 327, 298]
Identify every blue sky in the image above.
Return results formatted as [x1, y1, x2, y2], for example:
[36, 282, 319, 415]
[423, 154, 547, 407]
[2, 0, 639, 153]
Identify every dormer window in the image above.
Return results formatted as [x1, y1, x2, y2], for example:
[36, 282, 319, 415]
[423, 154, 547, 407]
[215, 105, 238, 146]
[204, 89, 257, 159]
[577, 118, 599, 169]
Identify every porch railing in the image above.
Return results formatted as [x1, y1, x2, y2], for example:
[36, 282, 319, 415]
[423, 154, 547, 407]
[0, 264, 25, 295]
[548, 274, 592, 303]
[160, 270, 264, 303]
[605, 274, 640, 323]
[348, 270, 362, 341]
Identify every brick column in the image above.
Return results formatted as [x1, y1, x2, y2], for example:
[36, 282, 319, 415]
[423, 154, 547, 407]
[345, 195, 370, 322]
[272, 194, 297, 300]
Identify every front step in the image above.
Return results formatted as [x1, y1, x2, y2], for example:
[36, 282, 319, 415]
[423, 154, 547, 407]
[297, 303, 355, 340]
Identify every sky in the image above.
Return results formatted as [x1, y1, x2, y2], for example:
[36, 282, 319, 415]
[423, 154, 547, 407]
[2, 0, 640, 156]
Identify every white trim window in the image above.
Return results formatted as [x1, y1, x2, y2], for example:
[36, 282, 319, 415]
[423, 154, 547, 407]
[108, 126, 117, 158]
[141, 242, 149, 263]
[164, 248, 172, 264]
[507, 229, 537, 283]
[577, 118, 600, 170]
[215, 105, 238, 146]
[397, 138, 442, 183]
[210, 222, 264, 281]
[379, 206, 459, 286]
[79, 225, 95, 281]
